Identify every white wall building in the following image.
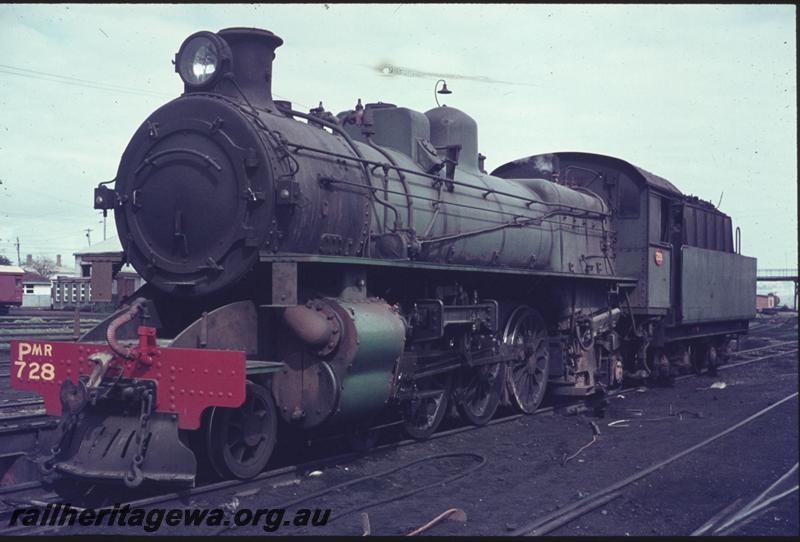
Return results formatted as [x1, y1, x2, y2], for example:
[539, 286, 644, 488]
[21, 271, 52, 308]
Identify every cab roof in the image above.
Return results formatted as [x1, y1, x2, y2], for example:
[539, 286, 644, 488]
[492, 151, 682, 196]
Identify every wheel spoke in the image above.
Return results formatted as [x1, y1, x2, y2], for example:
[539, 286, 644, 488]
[207, 382, 278, 480]
[228, 442, 246, 462]
[504, 307, 549, 414]
[252, 438, 267, 457]
[228, 418, 244, 429]
[402, 372, 452, 439]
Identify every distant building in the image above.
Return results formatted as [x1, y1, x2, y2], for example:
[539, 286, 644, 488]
[21, 270, 51, 308]
[22, 253, 72, 277]
[51, 237, 144, 310]
[52, 254, 75, 277]
[756, 293, 781, 312]
[51, 275, 91, 309]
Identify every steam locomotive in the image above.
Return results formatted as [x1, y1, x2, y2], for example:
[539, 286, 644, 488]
[11, 27, 757, 488]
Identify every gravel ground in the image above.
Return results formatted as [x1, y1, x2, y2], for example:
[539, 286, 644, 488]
[13, 339, 795, 536]
[290, 348, 798, 537]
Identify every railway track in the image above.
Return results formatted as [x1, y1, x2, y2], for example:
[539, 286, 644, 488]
[0, 337, 794, 445]
[0, 400, 47, 415]
[0, 317, 104, 324]
[1, 343, 796, 535]
[0, 336, 793, 406]
[0, 326, 97, 353]
[0, 331, 98, 339]
[747, 314, 798, 334]
[0, 323, 792, 441]
[0, 333, 90, 351]
[510, 390, 799, 536]
[0, 411, 53, 433]
[0, 319, 786, 468]
[690, 463, 799, 536]
[0, 316, 794, 519]
[0, 331, 92, 338]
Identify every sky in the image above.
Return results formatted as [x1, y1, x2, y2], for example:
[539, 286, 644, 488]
[0, 4, 796, 297]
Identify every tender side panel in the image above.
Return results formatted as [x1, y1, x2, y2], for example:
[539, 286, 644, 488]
[680, 246, 756, 323]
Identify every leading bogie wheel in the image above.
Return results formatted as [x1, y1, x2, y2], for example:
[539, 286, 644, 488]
[205, 380, 278, 480]
[504, 306, 550, 414]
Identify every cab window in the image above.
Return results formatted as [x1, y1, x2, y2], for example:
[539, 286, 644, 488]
[618, 175, 639, 218]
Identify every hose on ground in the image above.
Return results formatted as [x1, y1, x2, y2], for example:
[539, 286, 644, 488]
[213, 451, 487, 535]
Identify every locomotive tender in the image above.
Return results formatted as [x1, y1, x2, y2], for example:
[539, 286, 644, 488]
[11, 27, 757, 487]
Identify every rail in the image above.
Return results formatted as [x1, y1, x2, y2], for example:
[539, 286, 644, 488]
[2, 341, 796, 535]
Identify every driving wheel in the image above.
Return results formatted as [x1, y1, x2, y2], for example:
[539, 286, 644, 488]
[402, 371, 454, 439]
[504, 306, 550, 414]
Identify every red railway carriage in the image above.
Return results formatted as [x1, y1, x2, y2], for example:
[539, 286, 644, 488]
[0, 265, 24, 314]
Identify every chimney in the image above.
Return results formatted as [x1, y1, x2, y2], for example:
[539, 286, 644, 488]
[56, 254, 62, 268]
[26, 254, 32, 266]
[217, 27, 283, 109]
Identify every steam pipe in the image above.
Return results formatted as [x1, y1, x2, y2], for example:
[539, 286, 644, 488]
[283, 304, 334, 348]
[365, 136, 414, 228]
[106, 297, 147, 359]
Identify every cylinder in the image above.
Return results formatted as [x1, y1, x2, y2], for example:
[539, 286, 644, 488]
[272, 298, 406, 429]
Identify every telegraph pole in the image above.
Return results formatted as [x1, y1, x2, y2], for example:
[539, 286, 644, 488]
[15, 237, 20, 266]
[84, 228, 93, 246]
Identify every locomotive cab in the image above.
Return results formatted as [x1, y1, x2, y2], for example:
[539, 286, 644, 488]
[493, 152, 757, 377]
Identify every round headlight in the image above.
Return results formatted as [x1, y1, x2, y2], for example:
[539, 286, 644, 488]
[175, 32, 229, 88]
